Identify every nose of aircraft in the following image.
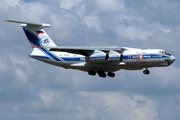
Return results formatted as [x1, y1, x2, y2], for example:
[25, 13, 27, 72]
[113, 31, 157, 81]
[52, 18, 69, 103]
[169, 55, 176, 65]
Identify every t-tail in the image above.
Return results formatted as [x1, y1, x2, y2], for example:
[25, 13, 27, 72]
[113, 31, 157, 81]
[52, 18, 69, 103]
[5, 20, 57, 48]
[5, 20, 62, 62]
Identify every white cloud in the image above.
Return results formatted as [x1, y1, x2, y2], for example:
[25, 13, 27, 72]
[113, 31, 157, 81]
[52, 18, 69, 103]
[0, 57, 10, 73]
[0, 0, 20, 13]
[37, 90, 57, 107]
[5, 0, 20, 7]
[60, 0, 84, 10]
[153, 66, 180, 86]
[9, 55, 33, 83]
[9, 91, 159, 120]
[115, 24, 153, 40]
[82, 15, 103, 33]
[76, 92, 159, 120]
[75, 4, 86, 18]
[132, 95, 159, 120]
[94, 0, 125, 12]
[20, 2, 51, 22]
[156, 22, 170, 34]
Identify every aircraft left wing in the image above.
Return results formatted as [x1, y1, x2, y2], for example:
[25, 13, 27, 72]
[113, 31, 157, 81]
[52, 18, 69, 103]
[48, 46, 126, 56]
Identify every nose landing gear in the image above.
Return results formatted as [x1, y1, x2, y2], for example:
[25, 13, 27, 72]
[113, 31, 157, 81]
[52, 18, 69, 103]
[143, 68, 150, 75]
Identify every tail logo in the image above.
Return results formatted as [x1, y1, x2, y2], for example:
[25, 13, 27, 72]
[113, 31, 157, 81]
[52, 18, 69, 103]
[40, 36, 49, 46]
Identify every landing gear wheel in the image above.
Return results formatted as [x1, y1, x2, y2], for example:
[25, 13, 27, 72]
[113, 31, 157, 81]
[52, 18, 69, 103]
[107, 72, 115, 77]
[97, 70, 106, 78]
[88, 70, 96, 76]
[143, 68, 150, 75]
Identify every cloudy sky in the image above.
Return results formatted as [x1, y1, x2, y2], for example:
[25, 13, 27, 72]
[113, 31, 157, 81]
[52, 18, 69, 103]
[0, 0, 180, 120]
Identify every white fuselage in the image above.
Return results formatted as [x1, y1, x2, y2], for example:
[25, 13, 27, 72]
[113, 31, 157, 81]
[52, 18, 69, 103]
[29, 47, 175, 72]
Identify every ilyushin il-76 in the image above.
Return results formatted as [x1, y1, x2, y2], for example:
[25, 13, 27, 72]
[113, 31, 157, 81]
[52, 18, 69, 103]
[6, 20, 176, 78]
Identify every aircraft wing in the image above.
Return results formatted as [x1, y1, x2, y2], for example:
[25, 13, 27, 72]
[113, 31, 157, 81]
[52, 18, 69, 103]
[48, 46, 127, 56]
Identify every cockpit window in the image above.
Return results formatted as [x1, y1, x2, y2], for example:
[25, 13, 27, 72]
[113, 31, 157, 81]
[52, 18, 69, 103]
[159, 51, 171, 56]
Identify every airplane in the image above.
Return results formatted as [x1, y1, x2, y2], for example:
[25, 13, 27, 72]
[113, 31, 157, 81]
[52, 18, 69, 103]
[5, 20, 176, 78]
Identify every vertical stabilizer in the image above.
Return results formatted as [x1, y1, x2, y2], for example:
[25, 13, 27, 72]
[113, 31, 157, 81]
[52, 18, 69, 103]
[5, 20, 62, 62]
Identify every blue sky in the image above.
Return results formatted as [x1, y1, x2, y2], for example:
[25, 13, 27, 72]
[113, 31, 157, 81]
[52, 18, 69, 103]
[1, 0, 180, 120]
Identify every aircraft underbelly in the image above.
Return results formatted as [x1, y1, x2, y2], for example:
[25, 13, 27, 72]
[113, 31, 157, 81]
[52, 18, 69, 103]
[123, 59, 168, 68]
[31, 55, 169, 72]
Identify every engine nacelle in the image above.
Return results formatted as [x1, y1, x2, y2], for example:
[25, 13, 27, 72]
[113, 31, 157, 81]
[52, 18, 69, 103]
[108, 50, 123, 63]
[85, 50, 109, 63]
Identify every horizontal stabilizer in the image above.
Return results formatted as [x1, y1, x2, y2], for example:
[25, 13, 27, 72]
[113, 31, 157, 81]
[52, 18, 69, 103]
[5, 20, 51, 28]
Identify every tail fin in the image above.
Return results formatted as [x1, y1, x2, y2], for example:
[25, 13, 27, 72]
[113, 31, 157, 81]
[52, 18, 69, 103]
[5, 20, 57, 48]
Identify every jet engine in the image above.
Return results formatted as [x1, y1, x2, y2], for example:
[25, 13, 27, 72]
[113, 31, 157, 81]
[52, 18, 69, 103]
[107, 50, 123, 63]
[85, 50, 109, 63]
[85, 53, 109, 63]
[85, 50, 123, 63]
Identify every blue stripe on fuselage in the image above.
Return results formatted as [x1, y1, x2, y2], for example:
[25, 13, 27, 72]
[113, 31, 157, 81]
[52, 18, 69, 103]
[123, 54, 170, 60]
[29, 55, 50, 60]
[30, 56, 85, 62]
[62, 57, 85, 62]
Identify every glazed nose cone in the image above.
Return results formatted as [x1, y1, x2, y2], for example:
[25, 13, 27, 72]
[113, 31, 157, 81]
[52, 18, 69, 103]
[169, 55, 176, 65]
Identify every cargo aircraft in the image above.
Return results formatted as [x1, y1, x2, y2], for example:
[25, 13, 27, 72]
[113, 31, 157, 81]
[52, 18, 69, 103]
[5, 20, 176, 78]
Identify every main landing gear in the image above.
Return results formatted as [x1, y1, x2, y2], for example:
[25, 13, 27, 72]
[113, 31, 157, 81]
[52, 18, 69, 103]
[143, 68, 150, 75]
[88, 68, 150, 77]
[88, 70, 96, 76]
[107, 72, 115, 77]
[88, 70, 115, 78]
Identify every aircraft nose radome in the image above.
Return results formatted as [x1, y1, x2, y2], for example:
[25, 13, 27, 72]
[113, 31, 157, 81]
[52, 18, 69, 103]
[170, 55, 176, 65]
